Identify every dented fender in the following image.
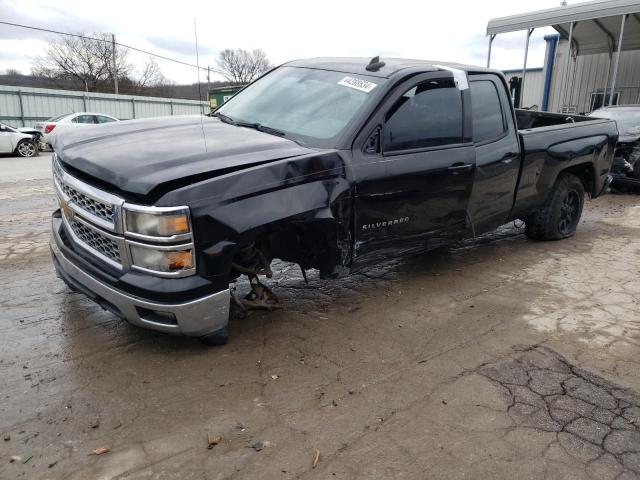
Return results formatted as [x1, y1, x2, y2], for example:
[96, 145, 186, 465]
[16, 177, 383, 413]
[156, 150, 355, 280]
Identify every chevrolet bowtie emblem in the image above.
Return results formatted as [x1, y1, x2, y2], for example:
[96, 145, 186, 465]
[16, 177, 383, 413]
[60, 198, 73, 218]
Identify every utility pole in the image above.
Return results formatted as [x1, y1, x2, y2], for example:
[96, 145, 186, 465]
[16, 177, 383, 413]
[207, 66, 211, 112]
[112, 34, 119, 95]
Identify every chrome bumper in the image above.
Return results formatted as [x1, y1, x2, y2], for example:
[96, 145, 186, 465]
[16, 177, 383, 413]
[50, 237, 230, 337]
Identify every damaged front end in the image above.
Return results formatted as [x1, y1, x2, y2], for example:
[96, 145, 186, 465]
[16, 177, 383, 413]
[231, 243, 281, 311]
[611, 143, 640, 191]
[161, 150, 355, 316]
[229, 214, 353, 313]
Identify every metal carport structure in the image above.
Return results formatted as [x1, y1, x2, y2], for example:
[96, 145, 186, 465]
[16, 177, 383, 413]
[486, 0, 640, 110]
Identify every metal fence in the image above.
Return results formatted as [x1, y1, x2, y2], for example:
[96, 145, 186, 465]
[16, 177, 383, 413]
[0, 85, 209, 127]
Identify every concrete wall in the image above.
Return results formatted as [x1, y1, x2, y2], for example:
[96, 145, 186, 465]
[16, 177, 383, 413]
[0, 85, 209, 127]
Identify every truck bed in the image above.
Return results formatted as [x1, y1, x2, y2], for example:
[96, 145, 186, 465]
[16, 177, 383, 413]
[515, 109, 595, 130]
[511, 111, 618, 218]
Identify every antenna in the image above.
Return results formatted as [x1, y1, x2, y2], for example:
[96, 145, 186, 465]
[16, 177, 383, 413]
[366, 56, 386, 72]
[193, 18, 208, 151]
[194, 18, 204, 115]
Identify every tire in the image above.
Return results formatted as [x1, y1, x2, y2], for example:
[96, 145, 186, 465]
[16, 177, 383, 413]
[525, 173, 585, 241]
[633, 161, 640, 180]
[16, 140, 38, 158]
[200, 327, 229, 346]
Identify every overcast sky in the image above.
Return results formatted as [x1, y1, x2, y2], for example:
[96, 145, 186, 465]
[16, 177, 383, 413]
[0, 0, 568, 85]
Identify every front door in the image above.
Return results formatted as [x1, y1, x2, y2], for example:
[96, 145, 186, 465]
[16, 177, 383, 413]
[0, 124, 15, 153]
[350, 73, 476, 264]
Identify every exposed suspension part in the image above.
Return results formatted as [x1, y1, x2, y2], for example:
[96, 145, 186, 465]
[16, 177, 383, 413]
[232, 243, 281, 311]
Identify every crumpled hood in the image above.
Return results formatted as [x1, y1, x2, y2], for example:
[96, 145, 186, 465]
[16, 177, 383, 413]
[54, 115, 314, 195]
[618, 126, 640, 144]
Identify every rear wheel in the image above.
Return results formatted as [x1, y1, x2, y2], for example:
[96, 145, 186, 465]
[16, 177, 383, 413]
[525, 173, 585, 240]
[16, 140, 37, 158]
[633, 160, 640, 180]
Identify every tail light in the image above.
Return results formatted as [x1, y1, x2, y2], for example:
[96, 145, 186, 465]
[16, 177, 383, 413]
[44, 124, 56, 134]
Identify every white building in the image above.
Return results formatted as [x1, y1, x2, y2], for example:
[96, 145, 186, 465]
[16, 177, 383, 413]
[489, 0, 640, 114]
[502, 68, 545, 110]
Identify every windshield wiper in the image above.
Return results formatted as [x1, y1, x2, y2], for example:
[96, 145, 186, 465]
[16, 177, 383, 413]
[235, 121, 287, 137]
[212, 112, 237, 125]
[212, 112, 287, 138]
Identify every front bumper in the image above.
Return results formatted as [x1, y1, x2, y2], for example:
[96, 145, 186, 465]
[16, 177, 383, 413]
[51, 217, 230, 337]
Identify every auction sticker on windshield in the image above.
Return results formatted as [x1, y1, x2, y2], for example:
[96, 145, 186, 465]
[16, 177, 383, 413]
[337, 77, 378, 93]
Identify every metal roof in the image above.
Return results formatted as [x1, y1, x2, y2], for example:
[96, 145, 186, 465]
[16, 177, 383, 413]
[487, 0, 640, 55]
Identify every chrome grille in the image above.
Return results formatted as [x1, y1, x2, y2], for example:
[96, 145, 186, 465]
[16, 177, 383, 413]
[53, 158, 117, 228]
[67, 218, 122, 264]
[62, 183, 114, 223]
[52, 154, 195, 278]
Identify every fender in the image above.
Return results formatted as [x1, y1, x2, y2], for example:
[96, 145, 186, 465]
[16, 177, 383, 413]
[157, 150, 355, 279]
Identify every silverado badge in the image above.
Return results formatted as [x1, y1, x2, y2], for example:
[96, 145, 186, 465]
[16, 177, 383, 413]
[361, 217, 410, 231]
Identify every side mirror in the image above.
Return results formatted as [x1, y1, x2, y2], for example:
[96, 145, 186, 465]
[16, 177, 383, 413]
[364, 126, 381, 154]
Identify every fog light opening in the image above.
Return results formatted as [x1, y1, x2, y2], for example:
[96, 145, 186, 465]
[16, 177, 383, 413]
[136, 307, 178, 325]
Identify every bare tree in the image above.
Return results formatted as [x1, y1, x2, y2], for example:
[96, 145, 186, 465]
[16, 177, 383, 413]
[135, 58, 165, 89]
[33, 32, 131, 92]
[216, 48, 272, 84]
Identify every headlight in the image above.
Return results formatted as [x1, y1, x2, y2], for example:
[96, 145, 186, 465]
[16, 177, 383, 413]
[125, 207, 191, 239]
[129, 244, 194, 274]
[123, 204, 196, 277]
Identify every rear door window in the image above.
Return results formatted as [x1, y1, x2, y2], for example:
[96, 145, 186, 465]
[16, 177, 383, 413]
[383, 78, 463, 153]
[96, 115, 117, 124]
[72, 115, 97, 124]
[470, 80, 507, 144]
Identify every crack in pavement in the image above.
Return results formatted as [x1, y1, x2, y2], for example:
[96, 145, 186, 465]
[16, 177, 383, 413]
[479, 345, 640, 479]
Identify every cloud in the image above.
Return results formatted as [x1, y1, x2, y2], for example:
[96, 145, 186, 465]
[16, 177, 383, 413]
[0, 0, 566, 84]
[146, 35, 215, 57]
[0, 0, 111, 41]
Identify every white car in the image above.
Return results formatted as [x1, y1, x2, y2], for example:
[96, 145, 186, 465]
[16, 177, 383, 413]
[0, 123, 38, 157]
[35, 112, 119, 149]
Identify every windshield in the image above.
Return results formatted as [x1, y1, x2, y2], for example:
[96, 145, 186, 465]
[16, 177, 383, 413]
[46, 113, 72, 122]
[217, 66, 385, 147]
[1, 123, 19, 132]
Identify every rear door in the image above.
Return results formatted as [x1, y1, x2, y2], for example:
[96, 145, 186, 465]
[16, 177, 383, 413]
[350, 72, 476, 262]
[466, 74, 521, 231]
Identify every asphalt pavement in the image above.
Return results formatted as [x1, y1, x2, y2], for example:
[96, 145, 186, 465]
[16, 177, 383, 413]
[0, 152, 53, 182]
[1, 154, 640, 479]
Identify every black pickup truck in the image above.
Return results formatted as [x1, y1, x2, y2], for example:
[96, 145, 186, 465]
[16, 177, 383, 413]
[50, 57, 618, 345]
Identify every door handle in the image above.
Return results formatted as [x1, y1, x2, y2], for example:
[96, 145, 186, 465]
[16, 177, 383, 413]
[447, 163, 474, 173]
[500, 152, 518, 164]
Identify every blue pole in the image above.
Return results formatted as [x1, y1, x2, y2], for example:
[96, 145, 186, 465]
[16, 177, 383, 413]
[542, 34, 558, 112]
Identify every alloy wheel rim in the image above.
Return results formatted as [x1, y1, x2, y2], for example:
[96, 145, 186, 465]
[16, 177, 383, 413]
[558, 190, 579, 235]
[19, 143, 35, 156]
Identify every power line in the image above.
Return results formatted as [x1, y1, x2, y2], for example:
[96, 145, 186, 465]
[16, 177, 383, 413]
[0, 20, 224, 75]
